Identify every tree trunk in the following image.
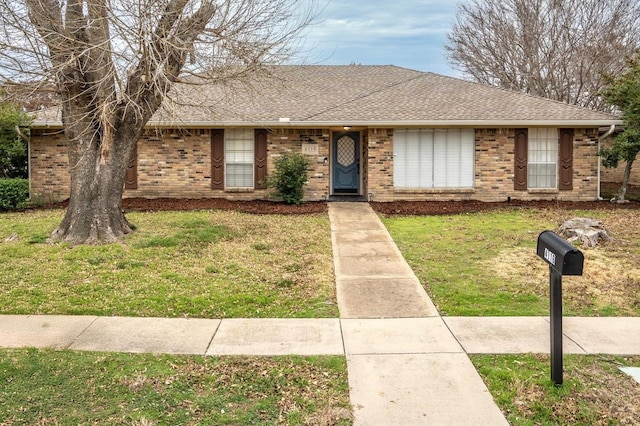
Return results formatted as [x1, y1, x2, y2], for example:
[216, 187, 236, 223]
[617, 158, 634, 203]
[51, 128, 137, 245]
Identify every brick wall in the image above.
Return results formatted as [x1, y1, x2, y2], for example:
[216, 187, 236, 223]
[570, 129, 600, 199]
[366, 128, 394, 201]
[29, 127, 331, 202]
[366, 127, 599, 202]
[268, 128, 330, 201]
[30, 126, 601, 203]
[132, 129, 216, 198]
[29, 129, 70, 203]
[602, 162, 640, 185]
[600, 137, 640, 185]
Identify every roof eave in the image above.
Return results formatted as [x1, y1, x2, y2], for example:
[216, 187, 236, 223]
[32, 118, 623, 129]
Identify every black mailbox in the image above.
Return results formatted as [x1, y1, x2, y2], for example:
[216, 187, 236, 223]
[537, 230, 584, 276]
[536, 230, 584, 386]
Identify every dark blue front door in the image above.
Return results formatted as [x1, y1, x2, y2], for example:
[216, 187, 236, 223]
[332, 131, 360, 194]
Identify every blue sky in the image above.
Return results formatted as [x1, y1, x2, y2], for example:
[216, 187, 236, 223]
[300, 0, 466, 76]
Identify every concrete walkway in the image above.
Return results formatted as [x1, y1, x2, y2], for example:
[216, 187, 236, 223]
[329, 202, 507, 425]
[2, 202, 640, 424]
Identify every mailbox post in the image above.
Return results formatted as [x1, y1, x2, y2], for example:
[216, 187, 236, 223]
[536, 231, 584, 386]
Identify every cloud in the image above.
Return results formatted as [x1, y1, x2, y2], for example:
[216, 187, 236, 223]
[298, 0, 463, 74]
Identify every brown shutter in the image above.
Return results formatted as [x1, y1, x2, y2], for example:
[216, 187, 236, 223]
[514, 128, 528, 190]
[125, 146, 138, 190]
[211, 129, 224, 189]
[254, 129, 268, 189]
[558, 128, 574, 190]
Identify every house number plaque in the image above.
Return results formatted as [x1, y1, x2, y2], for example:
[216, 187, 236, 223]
[302, 144, 318, 155]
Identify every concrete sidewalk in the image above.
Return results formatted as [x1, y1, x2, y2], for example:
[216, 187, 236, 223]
[2, 315, 639, 356]
[2, 202, 640, 425]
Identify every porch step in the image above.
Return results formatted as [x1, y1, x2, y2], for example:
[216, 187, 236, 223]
[328, 195, 367, 202]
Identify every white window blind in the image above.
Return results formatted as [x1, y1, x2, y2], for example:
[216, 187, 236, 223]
[394, 129, 474, 188]
[528, 128, 558, 189]
[225, 128, 254, 188]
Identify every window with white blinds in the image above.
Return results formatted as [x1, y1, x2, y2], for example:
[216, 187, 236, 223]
[528, 128, 558, 189]
[393, 129, 475, 188]
[225, 128, 254, 188]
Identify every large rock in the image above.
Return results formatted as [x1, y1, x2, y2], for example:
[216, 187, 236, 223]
[558, 218, 612, 248]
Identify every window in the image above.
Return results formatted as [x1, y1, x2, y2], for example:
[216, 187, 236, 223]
[225, 128, 254, 188]
[527, 128, 558, 189]
[394, 129, 475, 188]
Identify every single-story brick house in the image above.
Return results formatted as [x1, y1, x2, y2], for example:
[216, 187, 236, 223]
[30, 65, 622, 203]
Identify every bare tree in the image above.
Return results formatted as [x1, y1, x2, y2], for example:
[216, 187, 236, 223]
[0, 0, 317, 244]
[445, 0, 640, 111]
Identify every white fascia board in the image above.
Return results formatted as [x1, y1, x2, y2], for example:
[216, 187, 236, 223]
[285, 120, 623, 128]
[31, 120, 63, 128]
[32, 119, 623, 129]
[145, 119, 623, 128]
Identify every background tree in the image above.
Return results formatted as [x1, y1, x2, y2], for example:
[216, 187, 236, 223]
[445, 0, 640, 111]
[600, 53, 640, 202]
[0, 0, 316, 245]
[0, 98, 31, 179]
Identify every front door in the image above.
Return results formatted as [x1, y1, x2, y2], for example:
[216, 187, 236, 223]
[332, 131, 360, 194]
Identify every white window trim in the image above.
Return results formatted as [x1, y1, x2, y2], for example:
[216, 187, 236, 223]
[225, 128, 254, 189]
[527, 128, 558, 190]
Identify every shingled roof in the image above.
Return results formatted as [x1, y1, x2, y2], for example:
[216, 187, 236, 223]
[33, 65, 621, 128]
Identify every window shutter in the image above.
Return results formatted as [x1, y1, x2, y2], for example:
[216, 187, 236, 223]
[254, 129, 268, 189]
[125, 146, 138, 189]
[558, 129, 574, 190]
[514, 129, 528, 190]
[211, 129, 224, 189]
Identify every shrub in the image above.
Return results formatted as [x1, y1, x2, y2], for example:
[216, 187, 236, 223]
[0, 100, 31, 179]
[0, 178, 29, 211]
[266, 152, 311, 205]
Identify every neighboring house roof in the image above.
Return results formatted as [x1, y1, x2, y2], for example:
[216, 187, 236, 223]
[32, 65, 621, 128]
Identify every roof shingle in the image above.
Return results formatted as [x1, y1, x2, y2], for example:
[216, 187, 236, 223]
[33, 65, 620, 128]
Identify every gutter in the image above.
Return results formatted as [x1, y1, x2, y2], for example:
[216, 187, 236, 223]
[146, 119, 625, 129]
[597, 124, 616, 200]
[32, 118, 624, 129]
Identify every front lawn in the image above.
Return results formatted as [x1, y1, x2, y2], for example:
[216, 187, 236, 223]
[382, 208, 640, 316]
[0, 348, 351, 425]
[472, 354, 640, 425]
[0, 210, 336, 318]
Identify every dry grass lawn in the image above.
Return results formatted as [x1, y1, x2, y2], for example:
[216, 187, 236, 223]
[492, 208, 640, 316]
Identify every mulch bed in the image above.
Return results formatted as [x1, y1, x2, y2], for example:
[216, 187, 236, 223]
[370, 199, 640, 216]
[44, 197, 640, 215]
[47, 198, 329, 215]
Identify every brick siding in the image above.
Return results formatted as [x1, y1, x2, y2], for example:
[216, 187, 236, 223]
[29, 128, 331, 202]
[29, 129, 70, 203]
[30, 127, 600, 203]
[366, 127, 599, 202]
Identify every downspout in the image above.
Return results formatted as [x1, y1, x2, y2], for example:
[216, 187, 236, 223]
[597, 124, 616, 200]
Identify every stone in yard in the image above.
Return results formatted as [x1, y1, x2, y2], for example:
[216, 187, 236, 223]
[3, 233, 18, 243]
[558, 218, 612, 248]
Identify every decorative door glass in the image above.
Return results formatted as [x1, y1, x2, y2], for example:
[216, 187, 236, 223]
[337, 136, 356, 167]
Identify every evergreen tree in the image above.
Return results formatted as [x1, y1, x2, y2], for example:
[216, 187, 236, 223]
[601, 53, 640, 202]
[0, 100, 31, 179]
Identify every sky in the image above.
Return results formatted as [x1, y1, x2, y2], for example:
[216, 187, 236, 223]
[299, 0, 467, 76]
